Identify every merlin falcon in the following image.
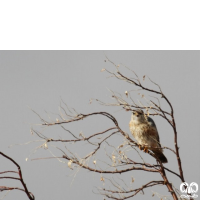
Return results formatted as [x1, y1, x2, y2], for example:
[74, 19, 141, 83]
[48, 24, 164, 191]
[129, 110, 168, 163]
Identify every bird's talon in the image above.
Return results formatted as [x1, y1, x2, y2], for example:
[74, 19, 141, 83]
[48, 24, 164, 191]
[143, 146, 148, 153]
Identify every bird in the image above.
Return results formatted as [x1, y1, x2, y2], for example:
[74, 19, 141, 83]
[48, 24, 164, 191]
[129, 109, 168, 163]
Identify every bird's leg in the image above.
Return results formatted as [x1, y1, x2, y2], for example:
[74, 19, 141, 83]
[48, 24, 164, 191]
[138, 144, 142, 150]
[143, 146, 148, 153]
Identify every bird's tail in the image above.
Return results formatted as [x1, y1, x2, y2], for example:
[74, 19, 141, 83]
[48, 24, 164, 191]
[153, 151, 168, 163]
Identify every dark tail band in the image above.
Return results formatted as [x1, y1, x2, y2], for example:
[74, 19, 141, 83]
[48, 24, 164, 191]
[153, 151, 168, 163]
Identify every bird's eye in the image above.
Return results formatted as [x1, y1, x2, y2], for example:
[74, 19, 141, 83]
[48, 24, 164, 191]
[133, 111, 141, 116]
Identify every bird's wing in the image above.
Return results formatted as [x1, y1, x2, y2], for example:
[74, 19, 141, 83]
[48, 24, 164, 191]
[147, 117, 161, 147]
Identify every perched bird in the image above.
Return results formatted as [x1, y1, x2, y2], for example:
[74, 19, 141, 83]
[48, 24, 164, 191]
[129, 109, 168, 163]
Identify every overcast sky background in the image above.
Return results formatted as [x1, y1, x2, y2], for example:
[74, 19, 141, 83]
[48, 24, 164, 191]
[0, 51, 199, 200]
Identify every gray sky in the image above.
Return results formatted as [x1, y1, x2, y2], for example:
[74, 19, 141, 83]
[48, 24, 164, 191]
[0, 51, 199, 200]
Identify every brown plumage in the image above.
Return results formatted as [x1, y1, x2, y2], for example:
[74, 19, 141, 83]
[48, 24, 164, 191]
[129, 110, 167, 163]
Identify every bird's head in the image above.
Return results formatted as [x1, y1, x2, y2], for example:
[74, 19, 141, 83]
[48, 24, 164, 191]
[131, 109, 146, 123]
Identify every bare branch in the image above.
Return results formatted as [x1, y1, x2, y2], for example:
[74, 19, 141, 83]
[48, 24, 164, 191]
[29, 60, 187, 200]
[0, 152, 34, 200]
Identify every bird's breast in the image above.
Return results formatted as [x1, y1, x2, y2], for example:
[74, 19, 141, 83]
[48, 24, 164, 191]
[129, 120, 152, 145]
